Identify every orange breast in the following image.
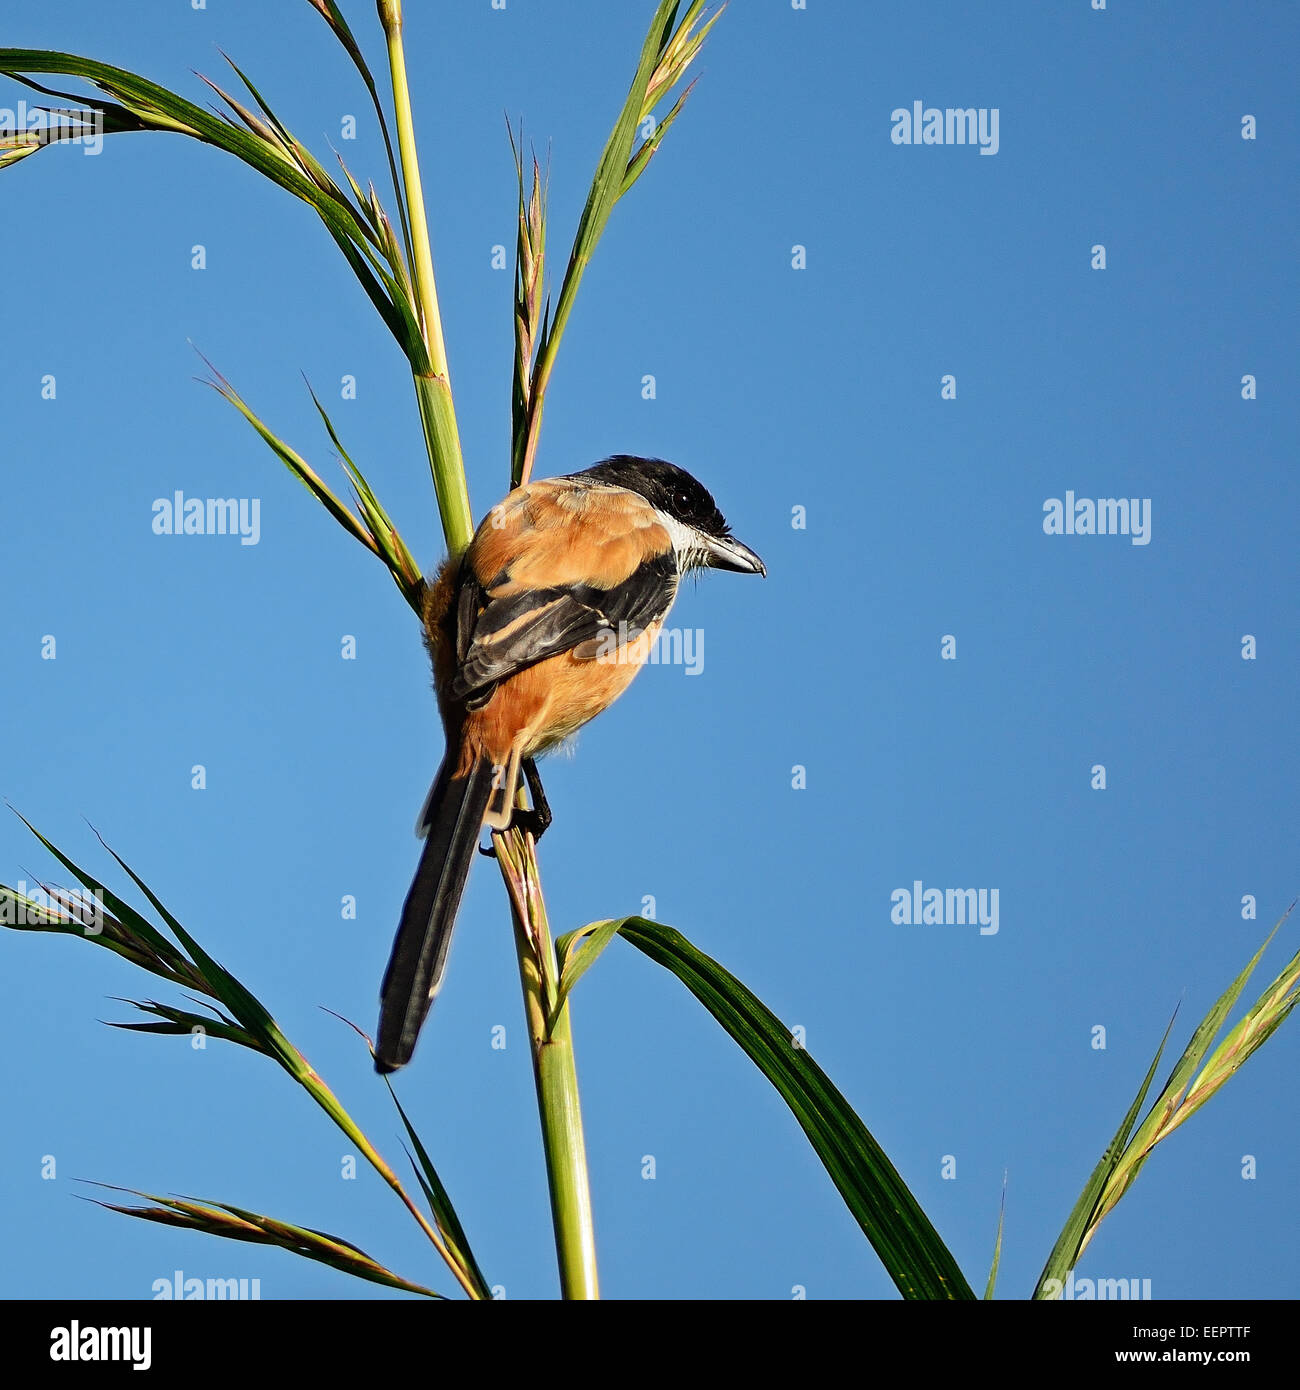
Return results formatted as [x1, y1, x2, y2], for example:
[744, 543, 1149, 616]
[458, 621, 663, 773]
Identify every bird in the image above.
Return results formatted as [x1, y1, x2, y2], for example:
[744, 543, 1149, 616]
[376, 455, 765, 1072]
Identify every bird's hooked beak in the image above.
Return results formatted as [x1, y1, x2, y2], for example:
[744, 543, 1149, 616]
[701, 532, 766, 577]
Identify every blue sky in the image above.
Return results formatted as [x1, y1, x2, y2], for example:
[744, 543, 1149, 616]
[2, 0, 1296, 1301]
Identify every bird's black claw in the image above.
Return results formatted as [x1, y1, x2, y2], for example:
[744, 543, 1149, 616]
[476, 806, 550, 856]
[476, 762, 552, 855]
[511, 808, 549, 842]
[520, 759, 552, 840]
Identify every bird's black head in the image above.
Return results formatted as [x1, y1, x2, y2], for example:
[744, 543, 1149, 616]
[572, 456, 766, 576]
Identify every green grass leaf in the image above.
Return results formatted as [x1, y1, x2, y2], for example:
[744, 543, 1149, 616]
[553, 918, 626, 1024]
[7, 817, 486, 1296]
[0, 50, 420, 356]
[511, 0, 717, 485]
[383, 1081, 492, 1300]
[1037, 903, 1298, 1295]
[561, 915, 975, 1300]
[304, 379, 423, 608]
[197, 355, 423, 613]
[86, 1182, 441, 1297]
[3, 810, 212, 995]
[1033, 1007, 1177, 1298]
[984, 1174, 1007, 1300]
[304, 0, 414, 275]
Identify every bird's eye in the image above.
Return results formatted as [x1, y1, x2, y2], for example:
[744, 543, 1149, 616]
[675, 490, 690, 510]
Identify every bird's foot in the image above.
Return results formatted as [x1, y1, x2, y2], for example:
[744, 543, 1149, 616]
[477, 758, 551, 856]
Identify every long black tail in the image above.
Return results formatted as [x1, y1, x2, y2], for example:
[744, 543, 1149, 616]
[376, 753, 494, 1072]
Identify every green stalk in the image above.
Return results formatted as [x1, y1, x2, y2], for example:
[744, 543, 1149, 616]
[497, 829, 599, 1299]
[537, 1009, 598, 1298]
[413, 374, 473, 555]
[381, 0, 595, 1297]
[378, 0, 473, 554]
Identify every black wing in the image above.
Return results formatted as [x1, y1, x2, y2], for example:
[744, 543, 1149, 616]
[450, 550, 678, 707]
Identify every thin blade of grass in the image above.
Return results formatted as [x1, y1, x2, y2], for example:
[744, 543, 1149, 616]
[304, 380, 423, 609]
[1167, 906, 1300, 1126]
[382, 1081, 491, 1300]
[106, 997, 268, 1054]
[552, 918, 626, 1024]
[565, 914, 974, 1300]
[622, 80, 696, 195]
[1039, 904, 1297, 1291]
[1, 876, 208, 992]
[11, 820, 483, 1297]
[304, 0, 414, 273]
[86, 1182, 440, 1297]
[1033, 1006, 1178, 1298]
[196, 356, 433, 603]
[514, 0, 715, 485]
[5, 811, 215, 996]
[985, 1173, 1007, 1300]
[0, 51, 421, 355]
